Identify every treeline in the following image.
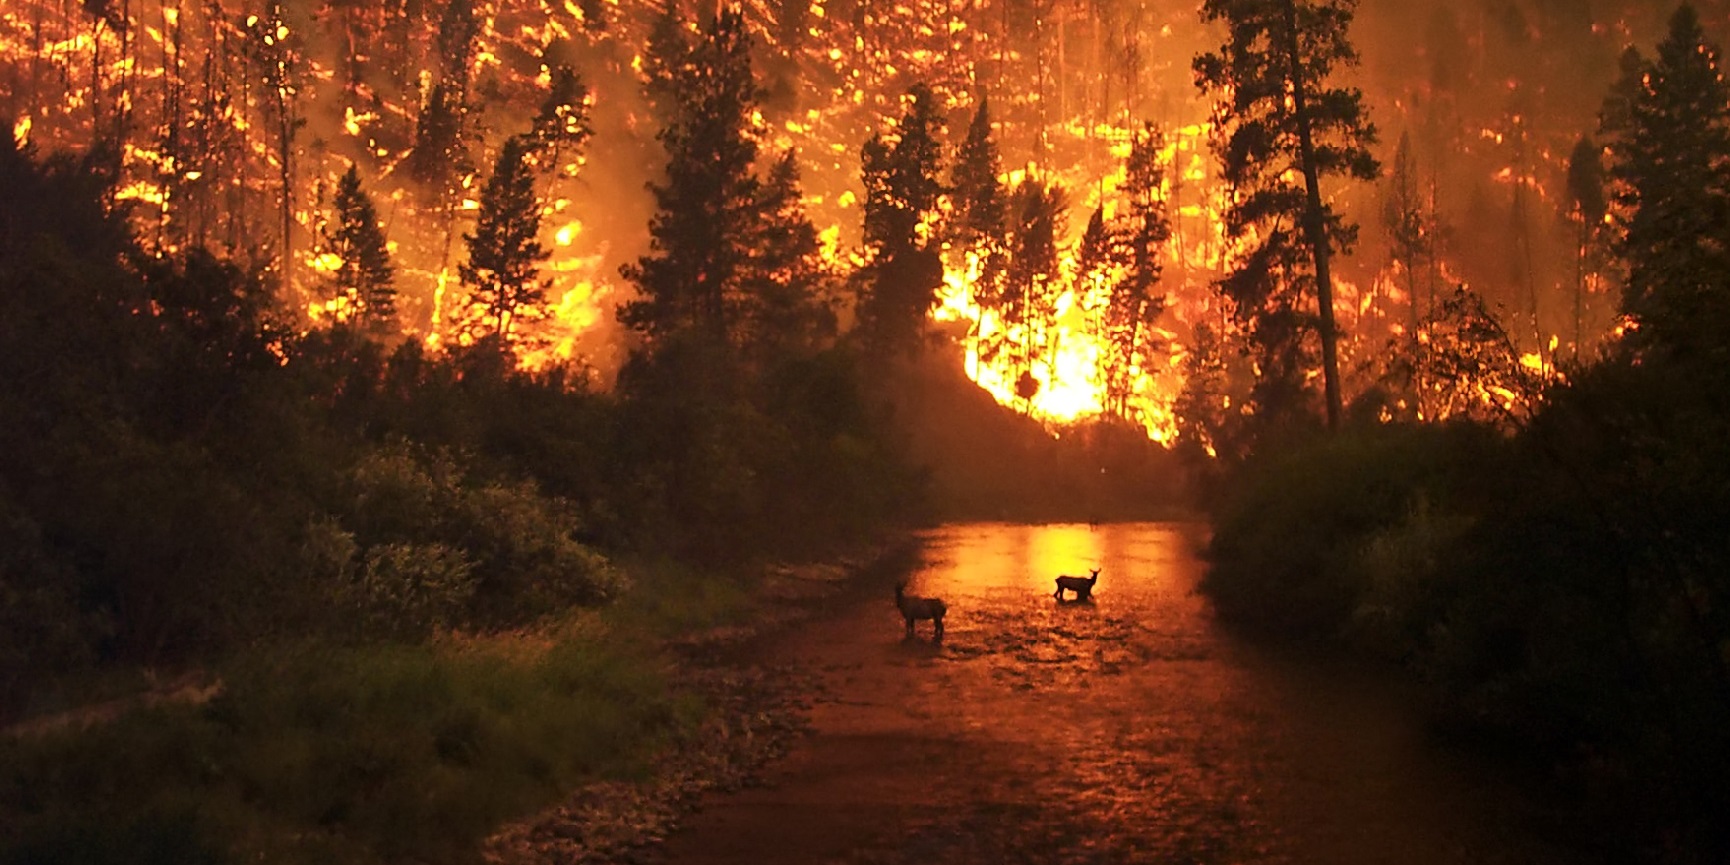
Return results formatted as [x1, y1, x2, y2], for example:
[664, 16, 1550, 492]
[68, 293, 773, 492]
[1199, 7, 1730, 862]
[0, 11, 923, 715]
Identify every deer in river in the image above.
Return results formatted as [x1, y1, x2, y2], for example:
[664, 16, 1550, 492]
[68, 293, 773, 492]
[1054, 568, 1100, 601]
[894, 582, 946, 641]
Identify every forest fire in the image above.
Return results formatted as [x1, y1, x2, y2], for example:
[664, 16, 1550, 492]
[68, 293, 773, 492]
[0, 0, 1691, 441]
[8, 4, 1730, 863]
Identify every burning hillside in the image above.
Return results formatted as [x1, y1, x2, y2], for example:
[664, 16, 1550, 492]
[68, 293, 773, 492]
[1, 0, 1715, 439]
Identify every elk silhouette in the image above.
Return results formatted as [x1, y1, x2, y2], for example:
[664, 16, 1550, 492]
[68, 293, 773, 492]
[1054, 568, 1100, 601]
[894, 582, 946, 641]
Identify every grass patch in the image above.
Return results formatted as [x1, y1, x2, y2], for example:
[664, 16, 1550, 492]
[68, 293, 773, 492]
[603, 558, 758, 639]
[1, 622, 700, 865]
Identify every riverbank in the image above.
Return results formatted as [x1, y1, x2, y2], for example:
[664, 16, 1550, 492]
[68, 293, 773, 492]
[0, 542, 913, 865]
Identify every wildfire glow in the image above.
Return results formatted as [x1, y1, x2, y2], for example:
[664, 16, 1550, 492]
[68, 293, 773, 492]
[519, 280, 611, 373]
[0, 0, 1584, 440]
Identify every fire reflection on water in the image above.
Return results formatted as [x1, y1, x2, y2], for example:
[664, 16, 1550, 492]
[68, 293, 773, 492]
[911, 521, 1207, 608]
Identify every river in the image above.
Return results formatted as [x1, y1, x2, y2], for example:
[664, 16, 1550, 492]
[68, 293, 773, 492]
[657, 522, 1581, 864]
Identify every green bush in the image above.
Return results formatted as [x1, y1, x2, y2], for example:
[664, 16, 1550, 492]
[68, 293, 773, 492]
[334, 442, 623, 631]
[354, 543, 477, 639]
[1345, 494, 1475, 661]
[449, 480, 626, 619]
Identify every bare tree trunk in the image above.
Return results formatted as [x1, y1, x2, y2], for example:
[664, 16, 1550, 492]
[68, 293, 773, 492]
[1512, 180, 1543, 372]
[1427, 170, 1440, 323]
[1574, 217, 1586, 362]
[279, 89, 293, 297]
[1281, 0, 1343, 429]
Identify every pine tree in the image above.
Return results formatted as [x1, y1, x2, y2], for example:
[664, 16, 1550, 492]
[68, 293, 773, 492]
[949, 95, 1009, 278]
[1076, 206, 1130, 414]
[325, 164, 396, 332]
[856, 83, 947, 358]
[946, 94, 1011, 374]
[1602, 4, 1730, 358]
[619, 7, 763, 354]
[408, 0, 479, 201]
[408, 82, 468, 192]
[1102, 123, 1171, 418]
[435, 0, 481, 93]
[641, 3, 693, 124]
[1194, 0, 1380, 431]
[739, 150, 836, 369]
[459, 135, 549, 348]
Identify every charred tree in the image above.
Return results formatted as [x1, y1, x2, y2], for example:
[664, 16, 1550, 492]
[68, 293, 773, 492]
[244, 1, 303, 299]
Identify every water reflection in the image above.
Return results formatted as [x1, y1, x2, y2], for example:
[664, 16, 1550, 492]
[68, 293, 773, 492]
[913, 521, 1209, 612]
[863, 522, 1566, 864]
[665, 522, 1573, 865]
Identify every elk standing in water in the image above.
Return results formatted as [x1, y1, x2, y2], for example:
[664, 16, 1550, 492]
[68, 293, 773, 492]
[894, 582, 946, 641]
[1054, 568, 1100, 601]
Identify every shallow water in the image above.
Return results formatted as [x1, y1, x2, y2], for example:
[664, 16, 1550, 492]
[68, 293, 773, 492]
[658, 522, 1578, 864]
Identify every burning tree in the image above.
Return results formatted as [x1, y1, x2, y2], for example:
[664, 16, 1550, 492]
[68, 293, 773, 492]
[1003, 176, 1067, 406]
[525, 64, 593, 201]
[1381, 131, 1436, 340]
[243, 1, 304, 297]
[1601, 3, 1730, 361]
[1376, 286, 1543, 425]
[459, 135, 549, 350]
[1194, 0, 1379, 432]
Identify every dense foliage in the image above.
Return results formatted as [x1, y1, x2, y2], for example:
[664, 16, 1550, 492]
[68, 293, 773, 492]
[0, 120, 917, 719]
[1200, 9, 1730, 861]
